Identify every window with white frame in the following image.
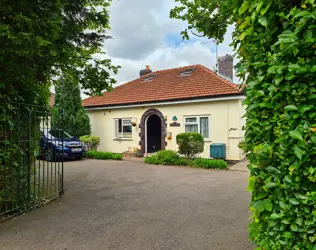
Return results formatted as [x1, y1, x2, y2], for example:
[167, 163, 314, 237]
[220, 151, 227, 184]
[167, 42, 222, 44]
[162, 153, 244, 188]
[114, 118, 132, 139]
[184, 116, 210, 139]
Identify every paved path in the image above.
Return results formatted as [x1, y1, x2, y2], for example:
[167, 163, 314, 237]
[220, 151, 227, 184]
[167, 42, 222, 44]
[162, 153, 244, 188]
[229, 159, 249, 172]
[0, 159, 251, 250]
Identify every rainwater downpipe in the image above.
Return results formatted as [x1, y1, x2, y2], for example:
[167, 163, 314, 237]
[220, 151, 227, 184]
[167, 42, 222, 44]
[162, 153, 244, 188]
[226, 102, 230, 150]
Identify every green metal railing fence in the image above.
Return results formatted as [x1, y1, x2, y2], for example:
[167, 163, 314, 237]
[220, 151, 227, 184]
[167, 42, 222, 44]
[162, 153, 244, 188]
[0, 102, 64, 221]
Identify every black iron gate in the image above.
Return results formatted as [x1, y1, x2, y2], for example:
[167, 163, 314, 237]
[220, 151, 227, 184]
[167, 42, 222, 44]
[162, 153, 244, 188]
[0, 102, 64, 221]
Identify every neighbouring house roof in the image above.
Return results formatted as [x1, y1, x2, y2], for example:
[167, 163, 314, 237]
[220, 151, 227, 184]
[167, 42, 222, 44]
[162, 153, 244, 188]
[82, 64, 243, 108]
[49, 92, 55, 107]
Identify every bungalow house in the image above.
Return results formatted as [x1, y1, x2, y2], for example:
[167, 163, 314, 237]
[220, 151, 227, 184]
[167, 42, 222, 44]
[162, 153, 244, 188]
[83, 59, 245, 160]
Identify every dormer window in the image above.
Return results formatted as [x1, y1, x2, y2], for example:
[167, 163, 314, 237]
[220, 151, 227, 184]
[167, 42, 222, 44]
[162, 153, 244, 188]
[143, 74, 157, 82]
[180, 68, 195, 76]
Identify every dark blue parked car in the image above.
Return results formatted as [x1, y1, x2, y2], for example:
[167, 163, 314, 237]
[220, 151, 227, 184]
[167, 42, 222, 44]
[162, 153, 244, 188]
[40, 128, 85, 161]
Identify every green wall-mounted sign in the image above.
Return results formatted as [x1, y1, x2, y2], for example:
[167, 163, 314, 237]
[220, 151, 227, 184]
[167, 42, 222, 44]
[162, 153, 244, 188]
[172, 116, 178, 121]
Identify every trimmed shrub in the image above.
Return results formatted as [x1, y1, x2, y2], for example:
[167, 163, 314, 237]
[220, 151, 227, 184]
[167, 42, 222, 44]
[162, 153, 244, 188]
[86, 150, 122, 160]
[190, 158, 228, 170]
[176, 132, 204, 159]
[80, 135, 100, 151]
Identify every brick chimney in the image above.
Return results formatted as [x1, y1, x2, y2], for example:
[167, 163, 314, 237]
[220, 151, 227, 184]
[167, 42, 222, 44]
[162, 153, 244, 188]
[139, 65, 152, 77]
[218, 54, 233, 81]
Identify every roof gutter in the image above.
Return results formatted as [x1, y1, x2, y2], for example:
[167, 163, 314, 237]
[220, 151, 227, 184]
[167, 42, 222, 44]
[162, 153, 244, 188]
[84, 94, 245, 111]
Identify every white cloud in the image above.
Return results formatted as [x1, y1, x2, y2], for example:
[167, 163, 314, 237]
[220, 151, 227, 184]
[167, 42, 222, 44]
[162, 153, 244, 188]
[78, 0, 236, 98]
[111, 41, 217, 85]
[105, 0, 184, 60]
[104, 0, 235, 86]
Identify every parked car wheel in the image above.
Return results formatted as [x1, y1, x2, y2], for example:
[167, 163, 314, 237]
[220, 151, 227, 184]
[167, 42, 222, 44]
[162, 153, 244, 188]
[45, 148, 54, 162]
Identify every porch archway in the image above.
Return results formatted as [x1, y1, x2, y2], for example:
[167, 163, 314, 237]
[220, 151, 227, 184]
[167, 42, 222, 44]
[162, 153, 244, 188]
[139, 108, 166, 154]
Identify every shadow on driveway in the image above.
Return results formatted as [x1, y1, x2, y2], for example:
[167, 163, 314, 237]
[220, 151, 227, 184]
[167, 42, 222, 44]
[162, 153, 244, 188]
[0, 159, 251, 250]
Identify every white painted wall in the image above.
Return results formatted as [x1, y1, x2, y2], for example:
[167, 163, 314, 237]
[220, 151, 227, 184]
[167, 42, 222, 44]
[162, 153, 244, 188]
[87, 99, 245, 160]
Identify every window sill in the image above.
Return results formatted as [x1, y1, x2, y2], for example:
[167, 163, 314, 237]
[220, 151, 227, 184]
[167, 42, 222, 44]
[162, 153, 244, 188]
[204, 139, 212, 142]
[113, 138, 134, 141]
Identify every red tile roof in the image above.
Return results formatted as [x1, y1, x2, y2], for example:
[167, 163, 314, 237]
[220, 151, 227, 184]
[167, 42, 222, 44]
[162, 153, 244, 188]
[49, 92, 55, 107]
[83, 64, 242, 108]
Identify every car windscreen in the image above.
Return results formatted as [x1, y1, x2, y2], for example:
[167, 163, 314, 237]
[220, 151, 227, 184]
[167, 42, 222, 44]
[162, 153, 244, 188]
[48, 129, 72, 139]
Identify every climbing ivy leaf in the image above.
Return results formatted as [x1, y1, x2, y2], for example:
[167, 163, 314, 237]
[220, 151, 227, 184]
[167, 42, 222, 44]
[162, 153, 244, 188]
[262, 199, 273, 211]
[271, 213, 281, 220]
[310, 65, 316, 72]
[294, 11, 314, 19]
[304, 30, 313, 42]
[285, 175, 292, 183]
[300, 105, 313, 113]
[239, 29, 252, 40]
[238, 1, 250, 14]
[265, 182, 277, 188]
[289, 198, 300, 205]
[293, 145, 304, 160]
[258, 16, 268, 27]
[266, 166, 279, 172]
[288, 64, 301, 71]
[284, 105, 298, 111]
[247, 176, 256, 192]
[279, 201, 287, 209]
[290, 224, 298, 231]
[260, 3, 271, 15]
[289, 130, 303, 141]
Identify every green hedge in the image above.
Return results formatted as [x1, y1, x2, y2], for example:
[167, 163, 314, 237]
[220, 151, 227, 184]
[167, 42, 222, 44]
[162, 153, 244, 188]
[170, 0, 316, 248]
[144, 150, 228, 170]
[189, 158, 228, 170]
[86, 150, 122, 160]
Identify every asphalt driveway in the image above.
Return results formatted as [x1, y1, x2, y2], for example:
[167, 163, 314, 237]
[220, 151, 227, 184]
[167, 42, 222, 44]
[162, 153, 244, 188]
[0, 159, 251, 250]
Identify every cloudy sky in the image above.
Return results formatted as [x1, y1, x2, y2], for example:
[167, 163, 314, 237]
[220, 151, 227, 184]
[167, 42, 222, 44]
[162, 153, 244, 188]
[104, 0, 235, 86]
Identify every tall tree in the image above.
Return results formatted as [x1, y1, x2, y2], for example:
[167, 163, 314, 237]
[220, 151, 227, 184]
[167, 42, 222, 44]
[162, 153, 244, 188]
[171, 0, 316, 249]
[0, 0, 118, 213]
[0, 0, 119, 105]
[52, 76, 91, 137]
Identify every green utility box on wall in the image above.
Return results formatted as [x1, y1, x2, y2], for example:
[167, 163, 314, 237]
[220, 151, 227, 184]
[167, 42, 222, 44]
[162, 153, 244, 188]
[210, 143, 226, 159]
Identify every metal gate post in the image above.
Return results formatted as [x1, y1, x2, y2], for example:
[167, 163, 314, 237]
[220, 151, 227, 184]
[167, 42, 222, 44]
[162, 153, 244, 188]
[61, 109, 64, 195]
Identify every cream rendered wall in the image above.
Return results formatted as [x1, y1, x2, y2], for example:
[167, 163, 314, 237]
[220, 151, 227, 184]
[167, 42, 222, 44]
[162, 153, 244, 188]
[87, 99, 245, 160]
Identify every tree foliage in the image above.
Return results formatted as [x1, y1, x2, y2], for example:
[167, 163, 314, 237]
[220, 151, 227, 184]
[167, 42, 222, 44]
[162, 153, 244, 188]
[0, 0, 118, 216]
[171, 0, 316, 249]
[52, 76, 91, 137]
[170, 0, 237, 43]
[0, 0, 119, 105]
